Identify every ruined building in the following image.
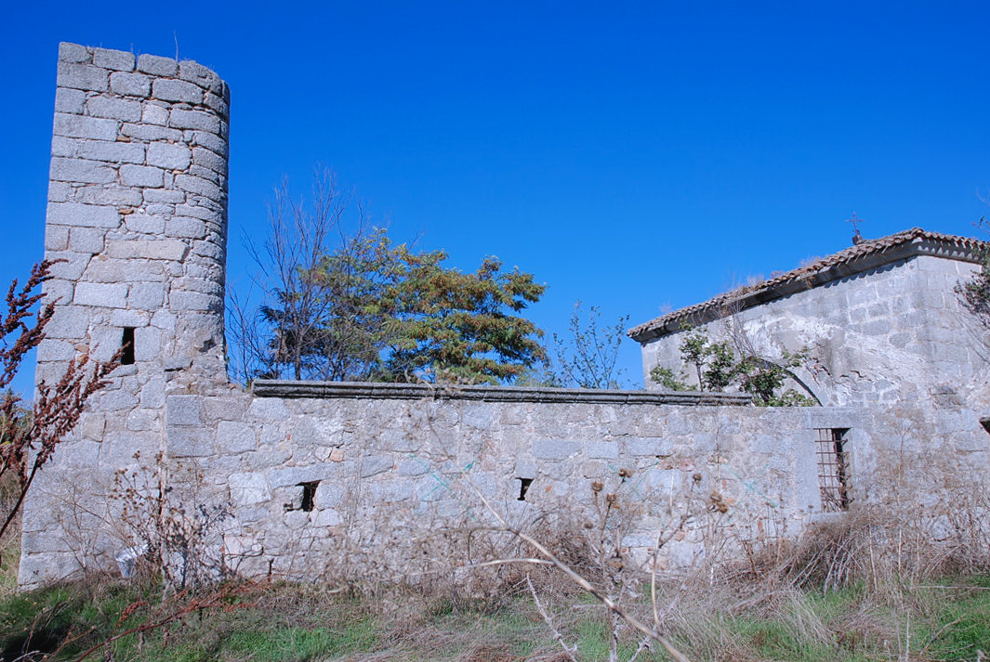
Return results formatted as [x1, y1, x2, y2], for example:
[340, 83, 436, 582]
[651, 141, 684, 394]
[20, 43, 990, 587]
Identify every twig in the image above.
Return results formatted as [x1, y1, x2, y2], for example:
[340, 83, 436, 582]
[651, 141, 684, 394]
[526, 574, 577, 662]
[474, 489, 692, 662]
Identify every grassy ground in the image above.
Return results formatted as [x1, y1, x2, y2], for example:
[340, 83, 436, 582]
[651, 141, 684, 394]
[0, 573, 987, 661]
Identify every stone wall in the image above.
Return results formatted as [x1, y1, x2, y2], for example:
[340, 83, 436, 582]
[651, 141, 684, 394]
[22, 378, 990, 587]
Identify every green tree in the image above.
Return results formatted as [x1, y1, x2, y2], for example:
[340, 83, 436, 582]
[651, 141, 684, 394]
[650, 329, 815, 406]
[378, 247, 547, 384]
[237, 173, 548, 384]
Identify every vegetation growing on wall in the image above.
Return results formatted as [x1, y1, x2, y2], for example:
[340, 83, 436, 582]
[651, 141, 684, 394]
[0, 261, 116, 554]
[956, 218, 990, 335]
[650, 329, 815, 406]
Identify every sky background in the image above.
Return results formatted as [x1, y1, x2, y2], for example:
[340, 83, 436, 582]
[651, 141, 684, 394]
[2, 1, 988, 395]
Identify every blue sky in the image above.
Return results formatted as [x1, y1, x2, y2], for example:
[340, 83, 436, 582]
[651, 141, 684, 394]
[2, 1, 988, 394]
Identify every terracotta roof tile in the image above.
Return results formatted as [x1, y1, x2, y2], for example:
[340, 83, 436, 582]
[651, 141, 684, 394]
[628, 227, 987, 341]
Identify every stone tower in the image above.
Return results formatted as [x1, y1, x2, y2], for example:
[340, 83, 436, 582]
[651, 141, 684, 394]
[38, 42, 230, 384]
[21, 43, 231, 585]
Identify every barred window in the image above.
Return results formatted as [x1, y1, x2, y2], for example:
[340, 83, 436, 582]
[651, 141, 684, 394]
[815, 428, 850, 512]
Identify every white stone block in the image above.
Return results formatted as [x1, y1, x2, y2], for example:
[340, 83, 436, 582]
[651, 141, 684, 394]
[218, 421, 257, 453]
[50, 157, 115, 184]
[68, 227, 105, 253]
[106, 239, 187, 261]
[153, 79, 202, 104]
[75, 140, 145, 164]
[74, 282, 128, 308]
[168, 109, 220, 133]
[120, 123, 183, 142]
[134, 326, 162, 361]
[54, 87, 86, 113]
[230, 473, 271, 506]
[76, 185, 143, 206]
[129, 282, 166, 310]
[54, 113, 118, 141]
[92, 48, 134, 71]
[47, 202, 120, 228]
[45, 225, 69, 251]
[136, 53, 177, 77]
[59, 42, 91, 63]
[120, 164, 164, 187]
[166, 217, 206, 238]
[45, 305, 91, 338]
[141, 102, 169, 125]
[175, 175, 222, 201]
[86, 96, 142, 122]
[109, 71, 150, 96]
[124, 214, 166, 234]
[147, 143, 191, 169]
[57, 62, 109, 91]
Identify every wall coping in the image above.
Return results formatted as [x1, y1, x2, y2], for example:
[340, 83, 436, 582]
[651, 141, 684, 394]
[251, 380, 754, 405]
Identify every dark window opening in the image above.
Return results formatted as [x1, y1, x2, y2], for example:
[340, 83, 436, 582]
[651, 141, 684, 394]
[981, 418, 990, 435]
[298, 481, 319, 512]
[517, 477, 533, 501]
[120, 327, 136, 365]
[815, 428, 850, 512]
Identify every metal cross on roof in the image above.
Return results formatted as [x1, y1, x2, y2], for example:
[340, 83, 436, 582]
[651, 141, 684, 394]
[847, 213, 865, 244]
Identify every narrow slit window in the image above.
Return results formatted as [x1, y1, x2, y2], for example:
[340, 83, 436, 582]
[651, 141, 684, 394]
[517, 477, 533, 501]
[981, 418, 990, 435]
[298, 481, 319, 512]
[815, 428, 850, 512]
[120, 327, 136, 365]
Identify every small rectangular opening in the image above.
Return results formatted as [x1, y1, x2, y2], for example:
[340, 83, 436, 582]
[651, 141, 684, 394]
[815, 428, 850, 512]
[981, 418, 990, 435]
[120, 327, 135, 365]
[517, 477, 533, 501]
[298, 481, 319, 512]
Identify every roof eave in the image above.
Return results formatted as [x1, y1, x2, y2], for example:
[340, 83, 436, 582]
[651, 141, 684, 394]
[628, 234, 985, 344]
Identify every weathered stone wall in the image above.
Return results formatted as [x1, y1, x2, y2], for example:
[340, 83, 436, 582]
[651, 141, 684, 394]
[23, 380, 990, 587]
[639, 254, 986, 408]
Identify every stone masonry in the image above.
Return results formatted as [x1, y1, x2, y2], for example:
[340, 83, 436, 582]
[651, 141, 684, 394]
[18, 44, 990, 588]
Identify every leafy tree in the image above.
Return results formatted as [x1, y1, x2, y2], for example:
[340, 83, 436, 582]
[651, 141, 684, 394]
[235, 173, 547, 384]
[650, 328, 814, 406]
[547, 302, 629, 389]
[737, 350, 813, 406]
[378, 248, 547, 384]
[649, 366, 691, 391]
[666, 330, 741, 392]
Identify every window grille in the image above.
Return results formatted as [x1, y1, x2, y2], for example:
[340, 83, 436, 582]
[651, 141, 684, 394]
[815, 428, 850, 512]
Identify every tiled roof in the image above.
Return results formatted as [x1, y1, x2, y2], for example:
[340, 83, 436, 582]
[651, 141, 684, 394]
[628, 228, 987, 342]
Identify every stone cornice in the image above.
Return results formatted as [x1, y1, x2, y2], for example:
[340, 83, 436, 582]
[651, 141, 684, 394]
[252, 380, 753, 405]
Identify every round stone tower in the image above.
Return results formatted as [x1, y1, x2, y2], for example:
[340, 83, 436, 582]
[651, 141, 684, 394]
[38, 42, 230, 386]
[21, 43, 231, 586]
